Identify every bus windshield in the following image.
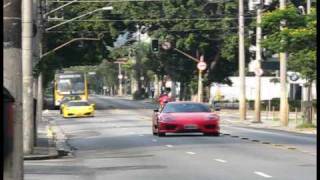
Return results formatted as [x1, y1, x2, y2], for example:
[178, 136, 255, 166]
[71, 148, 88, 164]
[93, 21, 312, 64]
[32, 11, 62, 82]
[57, 74, 85, 95]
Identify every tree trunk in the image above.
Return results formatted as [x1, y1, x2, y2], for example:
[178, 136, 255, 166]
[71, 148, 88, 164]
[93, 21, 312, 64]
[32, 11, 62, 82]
[179, 82, 185, 101]
[305, 81, 313, 124]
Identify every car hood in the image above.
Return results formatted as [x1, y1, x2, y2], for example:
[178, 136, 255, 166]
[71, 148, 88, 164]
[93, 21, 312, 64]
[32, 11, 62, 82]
[160, 112, 218, 122]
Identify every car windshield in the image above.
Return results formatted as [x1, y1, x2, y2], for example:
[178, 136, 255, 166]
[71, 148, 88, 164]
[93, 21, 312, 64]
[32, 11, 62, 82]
[67, 101, 89, 106]
[162, 103, 211, 113]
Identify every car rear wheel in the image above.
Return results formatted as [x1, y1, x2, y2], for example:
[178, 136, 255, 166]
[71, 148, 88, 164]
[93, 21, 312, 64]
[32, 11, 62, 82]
[158, 132, 165, 137]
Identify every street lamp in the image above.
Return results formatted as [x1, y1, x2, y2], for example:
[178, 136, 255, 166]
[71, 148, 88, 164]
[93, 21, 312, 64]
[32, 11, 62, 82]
[46, 6, 113, 31]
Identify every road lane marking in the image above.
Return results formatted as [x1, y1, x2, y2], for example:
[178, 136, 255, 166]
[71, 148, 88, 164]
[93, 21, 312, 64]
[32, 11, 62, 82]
[186, 152, 196, 155]
[214, 159, 227, 163]
[254, 171, 272, 178]
[166, 145, 173, 148]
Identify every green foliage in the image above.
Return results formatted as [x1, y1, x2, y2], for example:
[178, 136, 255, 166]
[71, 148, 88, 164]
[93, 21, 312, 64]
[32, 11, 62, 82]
[40, 1, 254, 91]
[261, 6, 317, 82]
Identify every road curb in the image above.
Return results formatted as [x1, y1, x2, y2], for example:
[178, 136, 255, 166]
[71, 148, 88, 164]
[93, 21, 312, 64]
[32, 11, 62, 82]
[223, 119, 316, 135]
[23, 147, 59, 160]
[48, 120, 73, 156]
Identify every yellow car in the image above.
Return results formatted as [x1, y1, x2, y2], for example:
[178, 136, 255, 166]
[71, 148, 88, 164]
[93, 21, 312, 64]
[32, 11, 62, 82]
[61, 100, 95, 118]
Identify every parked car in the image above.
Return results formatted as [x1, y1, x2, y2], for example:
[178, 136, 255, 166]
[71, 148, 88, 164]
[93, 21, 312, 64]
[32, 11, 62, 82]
[152, 102, 220, 137]
[61, 100, 95, 118]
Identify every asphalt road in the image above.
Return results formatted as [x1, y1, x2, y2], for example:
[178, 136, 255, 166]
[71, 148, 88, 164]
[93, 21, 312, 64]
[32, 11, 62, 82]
[25, 95, 317, 180]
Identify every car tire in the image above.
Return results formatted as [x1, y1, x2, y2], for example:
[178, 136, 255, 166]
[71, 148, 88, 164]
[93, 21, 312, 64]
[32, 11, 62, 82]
[158, 132, 165, 137]
[204, 132, 220, 136]
[153, 132, 157, 136]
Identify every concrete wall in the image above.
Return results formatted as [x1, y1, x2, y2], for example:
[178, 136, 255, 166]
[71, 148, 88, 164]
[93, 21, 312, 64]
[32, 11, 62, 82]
[210, 76, 317, 101]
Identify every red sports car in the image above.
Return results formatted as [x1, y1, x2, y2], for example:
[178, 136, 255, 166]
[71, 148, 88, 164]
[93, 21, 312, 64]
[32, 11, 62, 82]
[152, 102, 220, 136]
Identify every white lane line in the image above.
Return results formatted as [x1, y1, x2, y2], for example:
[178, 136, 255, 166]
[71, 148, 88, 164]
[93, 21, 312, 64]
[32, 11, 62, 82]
[214, 159, 227, 163]
[139, 134, 144, 136]
[186, 151, 196, 155]
[152, 139, 157, 142]
[166, 145, 173, 148]
[254, 171, 272, 178]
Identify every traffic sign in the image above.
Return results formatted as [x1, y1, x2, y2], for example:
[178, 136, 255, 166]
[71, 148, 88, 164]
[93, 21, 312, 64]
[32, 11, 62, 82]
[197, 61, 207, 71]
[161, 42, 172, 50]
[254, 68, 264, 76]
[118, 74, 123, 79]
[289, 73, 299, 81]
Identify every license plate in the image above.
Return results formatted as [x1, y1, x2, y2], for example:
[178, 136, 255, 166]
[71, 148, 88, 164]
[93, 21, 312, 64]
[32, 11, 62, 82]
[184, 124, 198, 130]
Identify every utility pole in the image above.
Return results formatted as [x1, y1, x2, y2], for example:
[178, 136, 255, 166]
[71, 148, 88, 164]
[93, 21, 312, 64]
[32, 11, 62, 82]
[37, 0, 45, 123]
[279, 0, 289, 126]
[37, 73, 43, 122]
[254, 4, 262, 123]
[4, 0, 24, 178]
[136, 25, 142, 93]
[239, 0, 247, 121]
[118, 63, 123, 96]
[22, 0, 35, 154]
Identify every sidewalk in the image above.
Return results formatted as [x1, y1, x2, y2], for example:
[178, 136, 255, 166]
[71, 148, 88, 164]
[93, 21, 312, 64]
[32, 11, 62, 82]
[24, 119, 59, 160]
[217, 109, 317, 135]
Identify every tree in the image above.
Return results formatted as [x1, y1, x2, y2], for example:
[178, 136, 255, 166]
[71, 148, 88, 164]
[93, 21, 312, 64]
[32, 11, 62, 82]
[261, 5, 316, 124]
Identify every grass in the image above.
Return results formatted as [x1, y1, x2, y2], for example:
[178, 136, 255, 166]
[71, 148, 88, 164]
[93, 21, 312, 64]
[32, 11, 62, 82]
[296, 123, 317, 129]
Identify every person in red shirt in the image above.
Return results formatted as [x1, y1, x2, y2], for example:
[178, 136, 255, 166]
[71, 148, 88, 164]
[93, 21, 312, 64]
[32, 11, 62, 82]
[158, 91, 171, 108]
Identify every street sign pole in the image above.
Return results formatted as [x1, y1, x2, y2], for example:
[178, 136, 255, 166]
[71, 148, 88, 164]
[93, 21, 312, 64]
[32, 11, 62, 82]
[198, 70, 203, 102]
[197, 56, 206, 102]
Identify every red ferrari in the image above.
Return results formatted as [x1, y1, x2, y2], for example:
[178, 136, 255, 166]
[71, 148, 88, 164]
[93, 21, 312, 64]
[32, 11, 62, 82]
[152, 102, 220, 136]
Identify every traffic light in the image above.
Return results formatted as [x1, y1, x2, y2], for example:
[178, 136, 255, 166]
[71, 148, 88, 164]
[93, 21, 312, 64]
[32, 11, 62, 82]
[151, 39, 159, 53]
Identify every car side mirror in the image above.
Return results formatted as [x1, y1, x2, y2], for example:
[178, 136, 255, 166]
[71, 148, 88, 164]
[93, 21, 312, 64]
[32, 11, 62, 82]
[91, 104, 96, 109]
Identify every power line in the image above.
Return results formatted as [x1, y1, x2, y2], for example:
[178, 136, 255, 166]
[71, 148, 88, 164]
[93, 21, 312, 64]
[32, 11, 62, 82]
[45, 27, 239, 34]
[46, 17, 256, 23]
[47, 0, 162, 2]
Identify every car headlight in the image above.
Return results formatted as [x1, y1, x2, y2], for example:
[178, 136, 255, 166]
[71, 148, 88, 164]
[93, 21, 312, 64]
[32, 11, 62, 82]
[159, 115, 175, 122]
[206, 114, 219, 121]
